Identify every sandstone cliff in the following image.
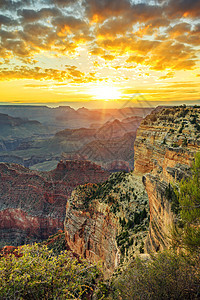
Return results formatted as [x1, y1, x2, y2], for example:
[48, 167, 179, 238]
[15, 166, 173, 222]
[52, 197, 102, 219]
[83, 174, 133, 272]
[0, 160, 109, 247]
[64, 172, 149, 275]
[134, 105, 200, 252]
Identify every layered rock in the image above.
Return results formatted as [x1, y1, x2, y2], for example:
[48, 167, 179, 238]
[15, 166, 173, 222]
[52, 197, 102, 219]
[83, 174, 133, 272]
[64, 172, 149, 275]
[134, 106, 200, 252]
[0, 161, 109, 247]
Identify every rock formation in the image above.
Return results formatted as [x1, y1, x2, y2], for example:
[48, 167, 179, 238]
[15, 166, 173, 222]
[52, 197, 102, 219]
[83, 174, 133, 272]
[0, 161, 109, 247]
[64, 172, 149, 275]
[134, 106, 200, 252]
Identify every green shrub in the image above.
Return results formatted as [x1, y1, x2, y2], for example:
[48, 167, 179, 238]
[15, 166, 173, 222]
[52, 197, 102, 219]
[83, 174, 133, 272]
[110, 251, 200, 300]
[178, 122, 184, 133]
[182, 138, 188, 146]
[172, 142, 179, 148]
[165, 183, 179, 214]
[0, 243, 101, 299]
[174, 152, 200, 252]
[139, 241, 144, 253]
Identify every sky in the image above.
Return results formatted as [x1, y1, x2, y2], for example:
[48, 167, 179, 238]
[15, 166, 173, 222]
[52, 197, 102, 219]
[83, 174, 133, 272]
[0, 0, 200, 108]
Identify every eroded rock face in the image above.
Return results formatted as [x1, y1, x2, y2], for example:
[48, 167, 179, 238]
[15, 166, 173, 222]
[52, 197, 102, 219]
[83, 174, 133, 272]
[64, 172, 149, 275]
[65, 197, 119, 276]
[0, 161, 109, 247]
[134, 106, 200, 252]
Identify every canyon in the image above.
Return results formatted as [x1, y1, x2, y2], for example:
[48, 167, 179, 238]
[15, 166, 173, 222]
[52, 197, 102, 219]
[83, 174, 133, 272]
[0, 109, 144, 172]
[0, 160, 109, 247]
[63, 105, 200, 273]
[1, 105, 200, 276]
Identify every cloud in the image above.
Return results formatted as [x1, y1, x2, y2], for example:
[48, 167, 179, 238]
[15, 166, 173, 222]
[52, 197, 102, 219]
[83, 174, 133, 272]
[145, 40, 197, 71]
[126, 55, 145, 64]
[18, 7, 61, 23]
[159, 71, 175, 80]
[167, 22, 191, 37]
[0, 65, 99, 83]
[65, 65, 84, 78]
[100, 54, 115, 61]
[0, 15, 17, 26]
[96, 36, 160, 55]
[51, 0, 78, 6]
[52, 15, 88, 36]
[0, 0, 30, 10]
[166, 0, 200, 18]
[84, 0, 132, 22]
[0, 0, 199, 78]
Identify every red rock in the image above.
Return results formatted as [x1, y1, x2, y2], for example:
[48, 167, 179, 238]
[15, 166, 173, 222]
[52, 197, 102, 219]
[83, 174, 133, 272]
[0, 161, 110, 247]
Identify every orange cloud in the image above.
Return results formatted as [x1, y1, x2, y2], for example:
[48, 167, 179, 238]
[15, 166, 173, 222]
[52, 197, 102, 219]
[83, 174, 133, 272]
[0, 65, 100, 83]
[0, 0, 199, 87]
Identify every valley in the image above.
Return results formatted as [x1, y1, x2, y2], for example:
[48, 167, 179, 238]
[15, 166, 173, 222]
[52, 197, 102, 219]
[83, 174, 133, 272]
[0, 105, 151, 171]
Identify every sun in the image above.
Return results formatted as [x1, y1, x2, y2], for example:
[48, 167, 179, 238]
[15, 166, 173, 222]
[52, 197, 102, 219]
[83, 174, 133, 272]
[89, 85, 122, 100]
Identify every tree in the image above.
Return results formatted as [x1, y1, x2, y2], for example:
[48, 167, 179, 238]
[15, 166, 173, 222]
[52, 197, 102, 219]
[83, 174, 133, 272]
[174, 152, 200, 252]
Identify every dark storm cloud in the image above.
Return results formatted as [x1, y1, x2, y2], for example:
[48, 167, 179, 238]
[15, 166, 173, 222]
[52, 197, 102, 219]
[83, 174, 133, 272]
[0, 0, 30, 10]
[52, 15, 87, 31]
[167, 0, 200, 18]
[23, 23, 50, 36]
[51, 0, 78, 6]
[0, 14, 17, 26]
[84, 0, 132, 21]
[18, 7, 61, 23]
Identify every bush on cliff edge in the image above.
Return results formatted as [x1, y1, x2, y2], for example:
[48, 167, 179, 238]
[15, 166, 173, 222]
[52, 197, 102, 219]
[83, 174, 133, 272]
[173, 152, 200, 252]
[108, 251, 199, 300]
[0, 243, 101, 299]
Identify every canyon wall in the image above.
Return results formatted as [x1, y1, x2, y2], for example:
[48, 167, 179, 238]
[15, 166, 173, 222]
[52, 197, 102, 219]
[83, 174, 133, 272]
[134, 106, 200, 252]
[0, 160, 109, 247]
[64, 172, 149, 275]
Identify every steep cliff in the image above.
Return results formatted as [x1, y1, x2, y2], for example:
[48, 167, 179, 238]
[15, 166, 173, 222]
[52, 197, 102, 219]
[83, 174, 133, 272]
[64, 172, 149, 275]
[134, 106, 200, 252]
[0, 160, 109, 247]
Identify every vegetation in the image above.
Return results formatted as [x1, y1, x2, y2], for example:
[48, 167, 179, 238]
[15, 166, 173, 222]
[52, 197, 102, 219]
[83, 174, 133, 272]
[1, 148, 199, 299]
[109, 251, 199, 300]
[42, 231, 66, 255]
[182, 138, 188, 146]
[0, 243, 101, 300]
[105, 153, 200, 299]
[165, 183, 179, 214]
[173, 152, 200, 252]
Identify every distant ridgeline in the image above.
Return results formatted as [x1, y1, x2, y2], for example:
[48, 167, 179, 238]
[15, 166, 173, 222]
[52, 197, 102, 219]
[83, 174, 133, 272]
[0, 106, 149, 172]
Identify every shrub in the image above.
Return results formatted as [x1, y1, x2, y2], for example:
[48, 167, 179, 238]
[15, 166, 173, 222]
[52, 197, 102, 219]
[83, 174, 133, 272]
[172, 142, 179, 148]
[110, 251, 200, 300]
[165, 183, 179, 214]
[139, 241, 144, 253]
[174, 152, 200, 252]
[182, 138, 188, 147]
[178, 122, 184, 133]
[0, 243, 101, 299]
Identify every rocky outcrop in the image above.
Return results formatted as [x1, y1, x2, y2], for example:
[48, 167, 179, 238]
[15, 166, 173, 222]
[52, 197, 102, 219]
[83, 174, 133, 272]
[0, 161, 109, 247]
[64, 172, 149, 275]
[79, 131, 136, 170]
[134, 106, 200, 252]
